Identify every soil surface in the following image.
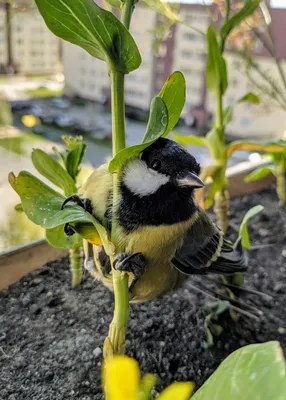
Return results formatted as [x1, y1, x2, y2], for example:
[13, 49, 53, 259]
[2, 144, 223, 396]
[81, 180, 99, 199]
[1, 188, 286, 400]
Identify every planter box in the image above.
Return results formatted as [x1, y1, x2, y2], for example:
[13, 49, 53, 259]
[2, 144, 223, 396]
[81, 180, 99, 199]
[0, 239, 67, 290]
[0, 160, 276, 290]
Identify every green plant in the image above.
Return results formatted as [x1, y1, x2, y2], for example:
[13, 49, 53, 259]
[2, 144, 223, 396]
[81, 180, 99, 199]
[103, 341, 286, 400]
[18, 136, 87, 287]
[171, 0, 286, 232]
[245, 147, 286, 206]
[9, 0, 185, 357]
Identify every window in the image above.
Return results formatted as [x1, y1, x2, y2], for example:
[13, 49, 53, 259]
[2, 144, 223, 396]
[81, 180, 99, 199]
[240, 117, 251, 127]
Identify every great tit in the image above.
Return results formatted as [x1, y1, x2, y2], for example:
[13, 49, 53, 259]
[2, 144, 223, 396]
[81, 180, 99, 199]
[62, 138, 246, 302]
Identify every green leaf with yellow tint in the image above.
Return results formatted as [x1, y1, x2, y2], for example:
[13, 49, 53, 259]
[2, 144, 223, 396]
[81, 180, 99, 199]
[206, 27, 228, 94]
[35, 0, 141, 73]
[227, 140, 286, 158]
[239, 205, 264, 249]
[158, 71, 186, 135]
[46, 225, 82, 248]
[245, 165, 275, 183]
[31, 149, 77, 196]
[8, 171, 113, 255]
[172, 133, 206, 148]
[193, 341, 286, 400]
[109, 96, 168, 173]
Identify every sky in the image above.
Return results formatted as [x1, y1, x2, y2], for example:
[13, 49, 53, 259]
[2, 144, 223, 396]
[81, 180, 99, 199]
[170, 0, 286, 8]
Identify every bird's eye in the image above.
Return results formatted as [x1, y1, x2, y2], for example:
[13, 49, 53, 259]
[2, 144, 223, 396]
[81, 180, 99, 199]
[150, 159, 161, 171]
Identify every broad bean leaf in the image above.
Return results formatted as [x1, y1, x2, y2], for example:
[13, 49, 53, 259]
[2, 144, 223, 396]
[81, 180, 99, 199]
[224, 93, 259, 125]
[206, 27, 228, 95]
[65, 142, 86, 180]
[104, 0, 123, 9]
[227, 140, 286, 158]
[244, 165, 275, 183]
[220, 0, 261, 48]
[239, 205, 264, 249]
[109, 96, 168, 173]
[46, 225, 82, 248]
[192, 341, 286, 400]
[32, 149, 76, 196]
[172, 133, 206, 148]
[8, 171, 114, 255]
[158, 71, 186, 135]
[35, 0, 141, 73]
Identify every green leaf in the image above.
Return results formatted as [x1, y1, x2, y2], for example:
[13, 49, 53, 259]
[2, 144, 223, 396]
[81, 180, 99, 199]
[46, 225, 82, 248]
[206, 27, 228, 95]
[142, 96, 168, 143]
[192, 341, 286, 400]
[109, 97, 168, 173]
[220, 0, 261, 47]
[104, 0, 123, 9]
[35, 0, 141, 73]
[65, 142, 86, 180]
[227, 140, 286, 158]
[8, 171, 114, 255]
[172, 133, 206, 147]
[31, 149, 77, 196]
[239, 205, 264, 249]
[244, 166, 274, 183]
[224, 92, 260, 125]
[158, 71, 186, 134]
[206, 300, 230, 316]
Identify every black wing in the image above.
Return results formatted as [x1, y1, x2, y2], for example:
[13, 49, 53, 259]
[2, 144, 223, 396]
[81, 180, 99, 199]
[172, 209, 247, 275]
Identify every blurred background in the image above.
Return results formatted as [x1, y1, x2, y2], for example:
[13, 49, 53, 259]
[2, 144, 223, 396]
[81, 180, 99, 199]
[0, 0, 285, 252]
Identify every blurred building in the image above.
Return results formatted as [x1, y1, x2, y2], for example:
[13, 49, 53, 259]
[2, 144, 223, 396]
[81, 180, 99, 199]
[0, 5, 61, 74]
[63, 4, 157, 111]
[0, 8, 7, 69]
[62, 1, 286, 139]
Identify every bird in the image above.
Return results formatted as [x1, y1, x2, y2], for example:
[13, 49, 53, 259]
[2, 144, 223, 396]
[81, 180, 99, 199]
[62, 138, 247, 303]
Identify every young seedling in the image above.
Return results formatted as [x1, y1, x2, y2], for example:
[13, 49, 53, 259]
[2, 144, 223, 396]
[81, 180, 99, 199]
[15, 136, 87, 288]
[245, 146, 286, 206]
[9, 0, 185, 358]
[171, 0, 286, 232]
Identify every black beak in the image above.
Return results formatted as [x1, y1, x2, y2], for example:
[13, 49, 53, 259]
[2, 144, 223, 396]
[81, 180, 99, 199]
[177, 172, 204, 189]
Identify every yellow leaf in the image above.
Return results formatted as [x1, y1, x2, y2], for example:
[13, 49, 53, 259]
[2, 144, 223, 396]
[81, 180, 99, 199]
[104, 356, 140, 400]
[158, 382, 194, 400]
[21, 115, 40, 128]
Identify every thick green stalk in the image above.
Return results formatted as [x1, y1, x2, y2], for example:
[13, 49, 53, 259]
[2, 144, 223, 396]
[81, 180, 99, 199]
[69, 245, 83, 288]
[104, 0, 134, 357]
[276, 158, 286, 206]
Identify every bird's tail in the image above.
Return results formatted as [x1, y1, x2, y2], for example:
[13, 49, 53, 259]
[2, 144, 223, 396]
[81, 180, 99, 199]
[208, 237, 248, 275]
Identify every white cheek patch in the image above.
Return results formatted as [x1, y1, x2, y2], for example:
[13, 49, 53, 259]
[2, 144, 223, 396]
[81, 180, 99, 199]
[123, 159, 169, 197]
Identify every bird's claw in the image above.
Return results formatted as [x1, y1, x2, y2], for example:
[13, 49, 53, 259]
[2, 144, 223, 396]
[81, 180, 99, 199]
[113, 252, 146, 292]
[61, 195, 93, 236]
[61, 194, 92, 213]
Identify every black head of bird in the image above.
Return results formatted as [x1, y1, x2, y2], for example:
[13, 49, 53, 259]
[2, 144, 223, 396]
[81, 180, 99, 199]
[122, 138, 203, 200]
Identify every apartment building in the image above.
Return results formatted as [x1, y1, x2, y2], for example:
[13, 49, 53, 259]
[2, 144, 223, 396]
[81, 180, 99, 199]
[0, 6, 60, 74]
[63, 4, 157, 110]
[62, 1, 286, 139]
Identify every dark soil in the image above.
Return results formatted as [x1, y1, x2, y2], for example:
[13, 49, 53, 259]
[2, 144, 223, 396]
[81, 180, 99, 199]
[1, 188, 286, 400]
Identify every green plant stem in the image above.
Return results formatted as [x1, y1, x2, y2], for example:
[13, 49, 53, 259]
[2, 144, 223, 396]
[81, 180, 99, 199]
[104, 0, 134, 357]
[276, 158, 286, 206]
[215, 89, 224, 141]
[69, 245, 83, 288]
[121, 0, 134, 29]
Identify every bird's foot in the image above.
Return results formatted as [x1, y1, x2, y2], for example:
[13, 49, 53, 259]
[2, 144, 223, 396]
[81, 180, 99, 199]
[113, 252, 146, 291]
[61, 194, 92, 236]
